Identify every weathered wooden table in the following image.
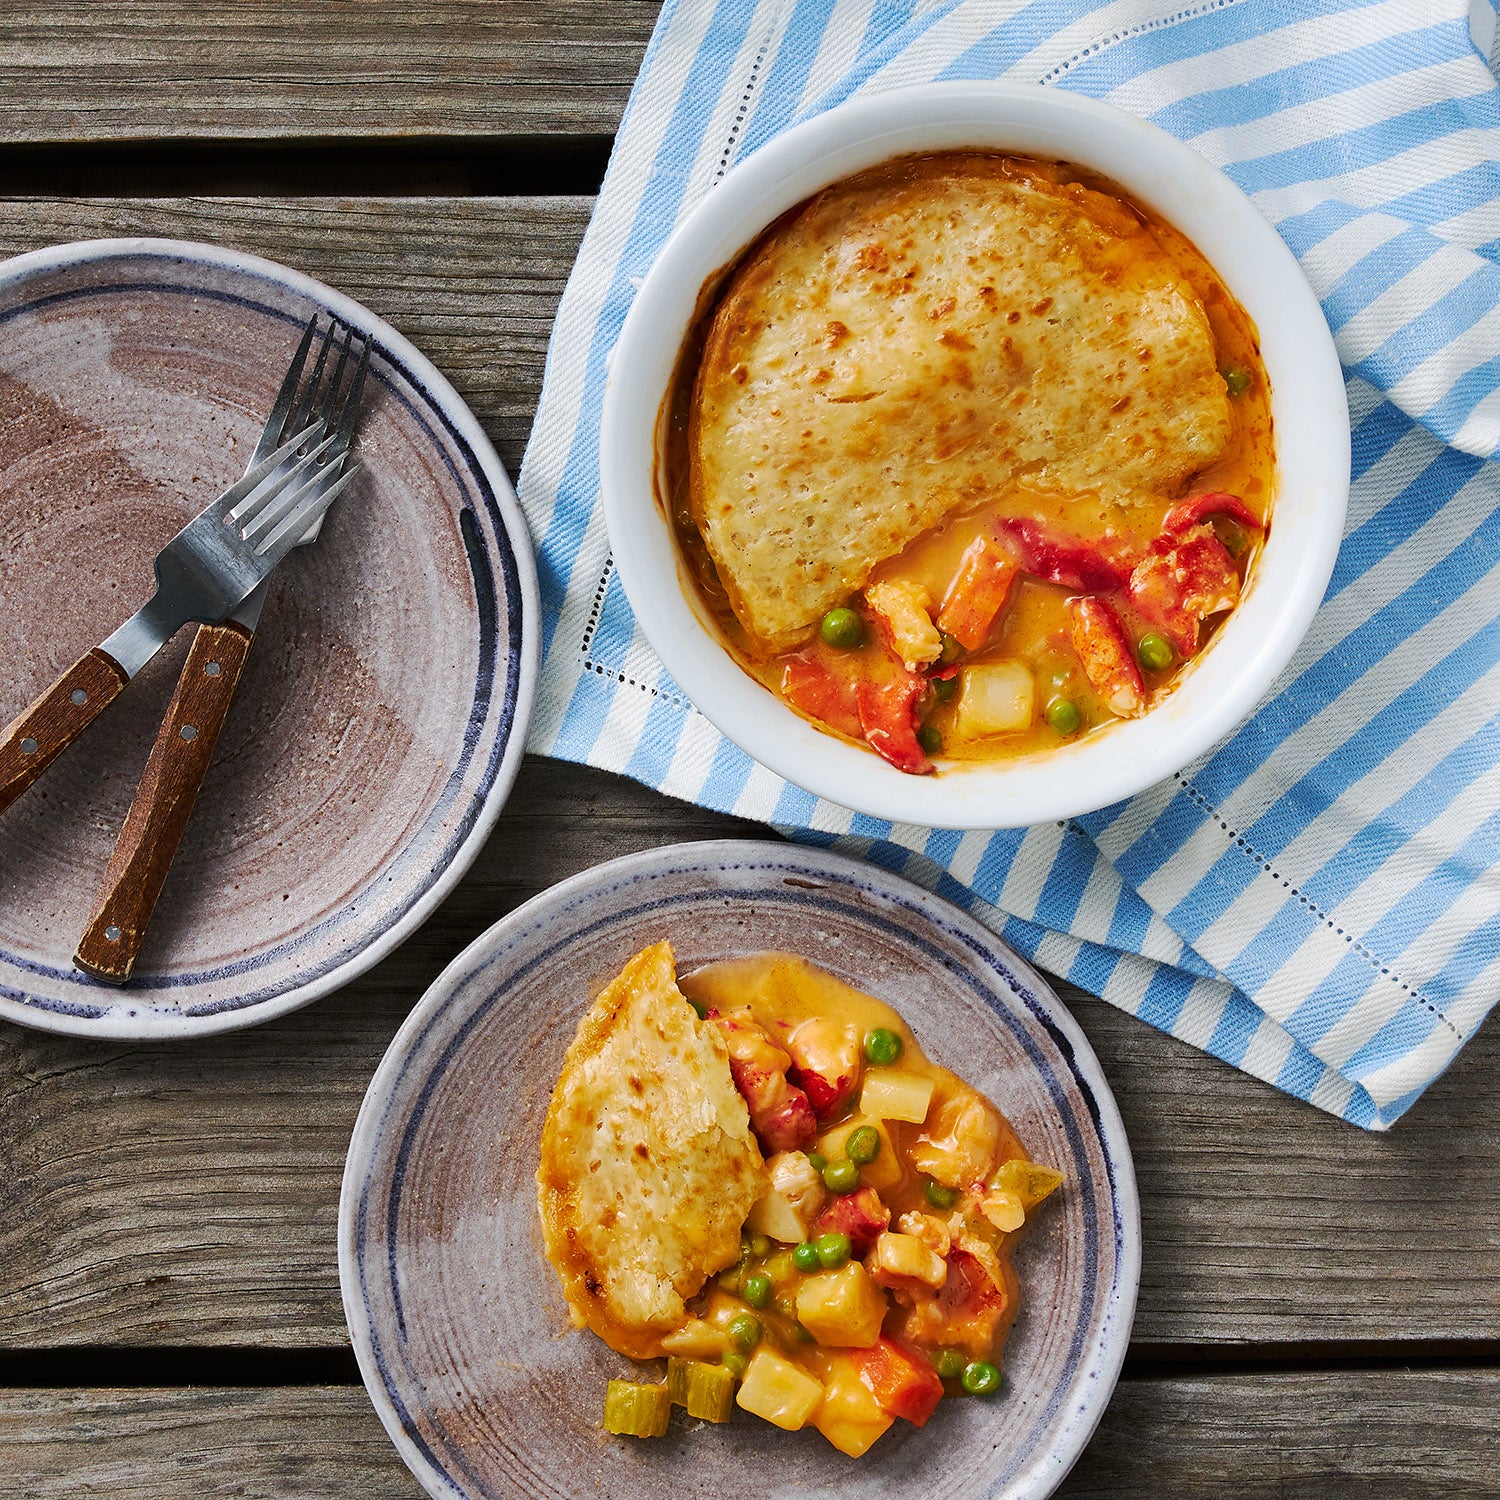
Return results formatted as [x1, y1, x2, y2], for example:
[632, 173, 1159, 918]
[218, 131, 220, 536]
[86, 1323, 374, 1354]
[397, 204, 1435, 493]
[1, 7, 1496, 1496]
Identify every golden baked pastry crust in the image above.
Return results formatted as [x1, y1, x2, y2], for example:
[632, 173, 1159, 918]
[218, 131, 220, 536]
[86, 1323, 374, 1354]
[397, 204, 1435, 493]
[536, 940, 765, 1359]
[690, 152, 1232, 652]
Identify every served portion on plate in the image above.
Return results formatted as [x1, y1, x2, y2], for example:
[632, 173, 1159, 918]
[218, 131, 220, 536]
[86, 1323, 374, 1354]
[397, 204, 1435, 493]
[666, 151, 1273, 775]
[341, 840, 1138, 1500]
[539, 940, 1064, 1457]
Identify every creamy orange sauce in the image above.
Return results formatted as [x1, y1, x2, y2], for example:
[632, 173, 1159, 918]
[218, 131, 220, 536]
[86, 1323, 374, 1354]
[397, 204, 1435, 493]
[666, 952, 1055, 1451]
[664, 152, 1276, 765]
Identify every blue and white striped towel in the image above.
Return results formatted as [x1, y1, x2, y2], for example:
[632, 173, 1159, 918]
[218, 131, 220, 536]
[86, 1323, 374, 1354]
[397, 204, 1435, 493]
[518, 0, 1500, 1129]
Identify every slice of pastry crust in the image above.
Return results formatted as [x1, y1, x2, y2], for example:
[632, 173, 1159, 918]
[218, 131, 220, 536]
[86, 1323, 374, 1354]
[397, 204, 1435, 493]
[537, 940, 765, 1359]
[690, 152, 1232, 652]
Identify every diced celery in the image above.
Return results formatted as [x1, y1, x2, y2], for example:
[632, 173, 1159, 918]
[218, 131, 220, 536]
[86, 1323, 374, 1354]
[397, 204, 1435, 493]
[603, 1380, 671, 1438]
[667, 1356, 736, 1422]
[990, 1157, 1065, 1211]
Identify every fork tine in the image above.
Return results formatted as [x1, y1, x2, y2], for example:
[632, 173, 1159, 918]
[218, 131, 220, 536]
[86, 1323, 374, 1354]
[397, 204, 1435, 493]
[233, 433, 339, 538]
[285, 321, 336, 439]
[215, 420, 325, 518]
[330, 336, 370, 455]
[252, 316, 318, 467]
[235, 435, 342, 540]
[253, 465, 361, 562]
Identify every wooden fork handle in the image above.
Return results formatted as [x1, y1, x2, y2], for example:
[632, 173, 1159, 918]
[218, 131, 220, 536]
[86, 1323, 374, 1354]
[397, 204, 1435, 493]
[75, 622, 254, 985]
[0, 648, 129, 816]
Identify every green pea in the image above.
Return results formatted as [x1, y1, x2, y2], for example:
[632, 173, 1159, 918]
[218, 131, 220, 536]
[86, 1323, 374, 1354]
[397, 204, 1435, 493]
[721, 1350, 749, 1377]
[916, 723, 943, 755]
[936, 1349, 966, 1381]
[845, 1125, 881, 1165]
[688, 997, 707, 1019]
[728, 1313, 762, 1351]
[822, 1159, 861, 1194]
[924, 1178, 958, 1211]
[1137, 632, 1174, 673]
[792, 1242, 820, 1273]
[1223, 367, 1251, 398]
[747, 1233, 771, 1258]
[863, 1027, 903, 1066]
[742, 1273, 773, 1310]
[931, 674, 959, 702]
[961, 1360, 1001, 1396]
[814, 1232, 851, 1269]
[807, 1151, 827, 1173]
[938, 631, 964, 666]
[1045, 698, 1081, 736]
[820, 607, 864, 650]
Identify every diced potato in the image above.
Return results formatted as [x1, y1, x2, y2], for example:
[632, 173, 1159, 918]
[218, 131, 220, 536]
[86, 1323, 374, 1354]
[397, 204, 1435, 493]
[736, 1348, 825, 1430]
[979, 1187, 1025, 1233]
[813, 1356, 895, 1457]
[866, 579, 943, 672]
[795, 1261, 888, 1348]
[868, 1230, 947, 1290]
[954, 660, 1034, 738]
[859, 1070, 935, 1125]
[659, 1318, 729, 1359]
[815, 1115, 903, 1194]
[747, 1150, 827, 1243]
[990, 1157, 1066, 1211]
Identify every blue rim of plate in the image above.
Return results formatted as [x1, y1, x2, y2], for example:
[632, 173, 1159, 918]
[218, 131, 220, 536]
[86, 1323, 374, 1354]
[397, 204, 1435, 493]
[0, 238, 539, 1038]
[339, 838, 1140, 1500]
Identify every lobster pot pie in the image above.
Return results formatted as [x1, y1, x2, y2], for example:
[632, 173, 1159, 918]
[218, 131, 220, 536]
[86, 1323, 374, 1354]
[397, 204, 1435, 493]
[672, 152, 1275, 773]
[540, 943, 1066, 1457]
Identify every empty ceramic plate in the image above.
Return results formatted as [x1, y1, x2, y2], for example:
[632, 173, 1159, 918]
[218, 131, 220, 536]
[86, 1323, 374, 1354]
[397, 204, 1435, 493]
[0, 238, 538, 1036]
[340, 839, 1139, 1500]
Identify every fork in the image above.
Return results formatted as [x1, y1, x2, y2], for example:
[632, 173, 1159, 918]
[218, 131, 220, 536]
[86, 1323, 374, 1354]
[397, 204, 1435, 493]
[69, 316, 370, 982]
[0, 333, 362, 820]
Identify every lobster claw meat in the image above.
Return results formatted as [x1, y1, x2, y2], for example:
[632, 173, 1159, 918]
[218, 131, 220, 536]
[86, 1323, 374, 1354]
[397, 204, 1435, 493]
[1162, 490, 1263, 537]
[1128, 523, 1240, 658]
[936, 535, 1018, 650]
[1066, 595, 1145, 717]
[993, 515, 1136, 592]
[856, 674, 933, 775]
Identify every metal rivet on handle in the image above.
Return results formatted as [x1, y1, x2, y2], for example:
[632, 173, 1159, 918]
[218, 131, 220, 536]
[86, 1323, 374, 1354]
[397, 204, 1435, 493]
[20, 737, 37, 754]
[105, 926, 121, 943]
[180, 725, 198, 741]
[71, 689, 87, 705]
[205, 662, 222, 677]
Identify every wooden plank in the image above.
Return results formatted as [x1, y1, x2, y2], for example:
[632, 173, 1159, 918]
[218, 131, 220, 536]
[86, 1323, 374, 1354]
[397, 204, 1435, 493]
[0, 3, 658, 144]
[3, 1372, 1498, 1498]
[0, 195, 594, 474]
[1, 758, 1498, 1351]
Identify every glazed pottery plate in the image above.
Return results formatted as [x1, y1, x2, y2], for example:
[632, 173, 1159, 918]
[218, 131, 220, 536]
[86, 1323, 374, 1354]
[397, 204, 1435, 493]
[340, 839, 1139, 1500]
[0, 239, 538, 1037]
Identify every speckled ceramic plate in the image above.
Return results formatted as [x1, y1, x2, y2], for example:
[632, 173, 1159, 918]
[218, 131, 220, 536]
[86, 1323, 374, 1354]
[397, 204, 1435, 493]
[0, 239, 538, 1036]
[340, 839, 1139, 1500]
